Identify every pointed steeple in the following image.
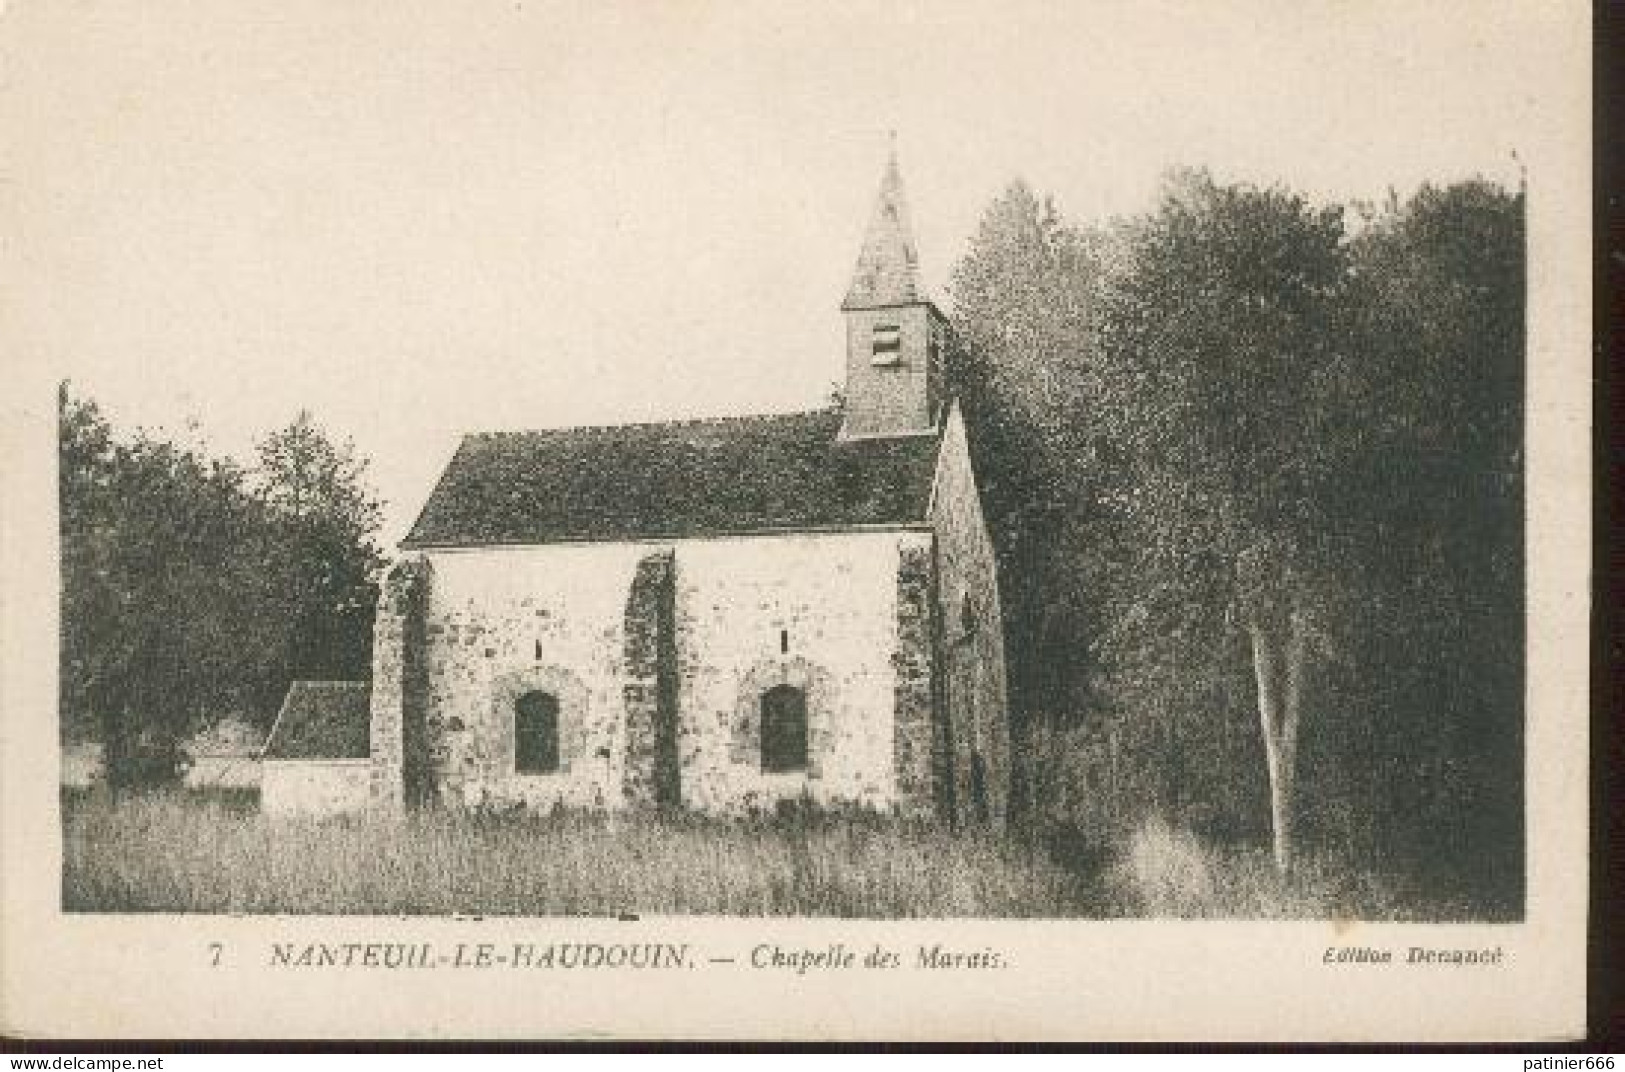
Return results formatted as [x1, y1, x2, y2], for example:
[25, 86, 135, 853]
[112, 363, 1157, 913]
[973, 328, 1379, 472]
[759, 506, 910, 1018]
[842, 144, 922, 310]
[837, 142, 950, 440]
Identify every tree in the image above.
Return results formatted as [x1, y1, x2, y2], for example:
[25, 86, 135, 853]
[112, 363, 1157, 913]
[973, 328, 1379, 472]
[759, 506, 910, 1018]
[254, 411, 385, 682]
[59, 388, 386, 786]
[1333, 181, 1525, 890]
[60, 385, 279, 783]
[945, 169, 1524, 904]
[58, 387, 119, 750]
[1090, 170, 1351, 872]
[949, 181, 1107, 726]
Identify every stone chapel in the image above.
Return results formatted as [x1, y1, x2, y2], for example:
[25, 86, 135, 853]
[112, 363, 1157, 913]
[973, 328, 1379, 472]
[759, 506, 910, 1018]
[267, 153, 1011, 826]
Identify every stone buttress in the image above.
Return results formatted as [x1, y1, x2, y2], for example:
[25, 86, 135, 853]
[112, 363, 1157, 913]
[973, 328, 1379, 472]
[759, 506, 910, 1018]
[369, 555, 430, 814]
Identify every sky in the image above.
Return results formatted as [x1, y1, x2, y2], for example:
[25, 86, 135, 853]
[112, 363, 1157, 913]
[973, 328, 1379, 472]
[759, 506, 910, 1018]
[2, 0, 1570, 544]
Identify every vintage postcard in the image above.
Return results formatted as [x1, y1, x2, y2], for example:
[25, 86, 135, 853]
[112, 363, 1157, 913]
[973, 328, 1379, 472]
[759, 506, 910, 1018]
[0, 0, 1590, 1042]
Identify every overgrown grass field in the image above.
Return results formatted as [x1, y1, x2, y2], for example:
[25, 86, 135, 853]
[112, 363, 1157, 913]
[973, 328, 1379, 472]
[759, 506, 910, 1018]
[62, 792, 1500, 919]
[62, 791, 1103, 916]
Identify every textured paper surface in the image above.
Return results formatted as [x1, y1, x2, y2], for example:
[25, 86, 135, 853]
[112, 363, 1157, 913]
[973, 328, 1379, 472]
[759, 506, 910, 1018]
[0, 0, 1589, 1041]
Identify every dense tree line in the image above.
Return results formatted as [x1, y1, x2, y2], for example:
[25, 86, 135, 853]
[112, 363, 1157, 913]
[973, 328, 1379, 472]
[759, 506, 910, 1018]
[951, 171, 1522, 905]
[59, 387, 384, 786]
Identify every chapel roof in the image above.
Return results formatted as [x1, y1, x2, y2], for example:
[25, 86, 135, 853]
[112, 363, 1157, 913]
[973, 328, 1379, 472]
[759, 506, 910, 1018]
[263, 681, 371, 761]
[401, 408, 942, 548]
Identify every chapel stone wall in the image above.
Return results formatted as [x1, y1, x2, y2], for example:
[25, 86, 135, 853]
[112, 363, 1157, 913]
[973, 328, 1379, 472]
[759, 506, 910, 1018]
[402, 531, 924, 818]
[415, 542, 646, 811]
[928, 403, 1013, 828]
[893, 540, 939, 820]
[670, 530, 919, 815]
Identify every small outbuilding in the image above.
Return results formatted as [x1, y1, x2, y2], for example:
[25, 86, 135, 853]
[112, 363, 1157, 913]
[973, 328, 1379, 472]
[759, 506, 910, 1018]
[260, 681, 372, 817]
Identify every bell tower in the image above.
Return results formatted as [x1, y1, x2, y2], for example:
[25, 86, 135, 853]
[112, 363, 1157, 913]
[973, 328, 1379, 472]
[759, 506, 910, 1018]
[839, 147, 949, 439]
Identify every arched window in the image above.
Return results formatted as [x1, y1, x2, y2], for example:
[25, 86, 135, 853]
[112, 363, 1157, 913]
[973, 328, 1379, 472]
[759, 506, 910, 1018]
[514, 690, 560, 774]
[759, 684, 808, 773]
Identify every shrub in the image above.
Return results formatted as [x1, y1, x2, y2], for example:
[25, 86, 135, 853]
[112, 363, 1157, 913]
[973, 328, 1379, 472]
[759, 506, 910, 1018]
[1105, 817, 1499, 921]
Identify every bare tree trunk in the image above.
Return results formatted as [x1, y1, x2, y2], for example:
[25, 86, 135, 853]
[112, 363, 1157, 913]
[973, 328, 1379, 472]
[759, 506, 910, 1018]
[1280, 599, 1307, 872]
[1248, 597, 1306, 876]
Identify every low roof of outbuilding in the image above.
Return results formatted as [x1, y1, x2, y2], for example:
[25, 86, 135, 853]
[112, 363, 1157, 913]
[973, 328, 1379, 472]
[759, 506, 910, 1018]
[263, 681, 371, 761]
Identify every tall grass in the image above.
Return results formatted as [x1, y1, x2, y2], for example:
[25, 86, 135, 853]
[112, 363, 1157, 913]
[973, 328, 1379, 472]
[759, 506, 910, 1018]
[1106, 817, 1507, 921]
[63, 793, 1501, 919]
[62, 791, 1103, 917]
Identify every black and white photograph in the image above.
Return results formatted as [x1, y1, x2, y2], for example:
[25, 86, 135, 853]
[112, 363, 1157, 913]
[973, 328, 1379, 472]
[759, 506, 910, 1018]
[0, 0, 1588, 1041]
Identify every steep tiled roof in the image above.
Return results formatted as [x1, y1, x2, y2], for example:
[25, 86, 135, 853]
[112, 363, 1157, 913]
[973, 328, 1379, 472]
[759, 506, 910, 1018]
[263, 681, 371, 761]
[842, 152, 923, 310]
[402, 408, 942, 548]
